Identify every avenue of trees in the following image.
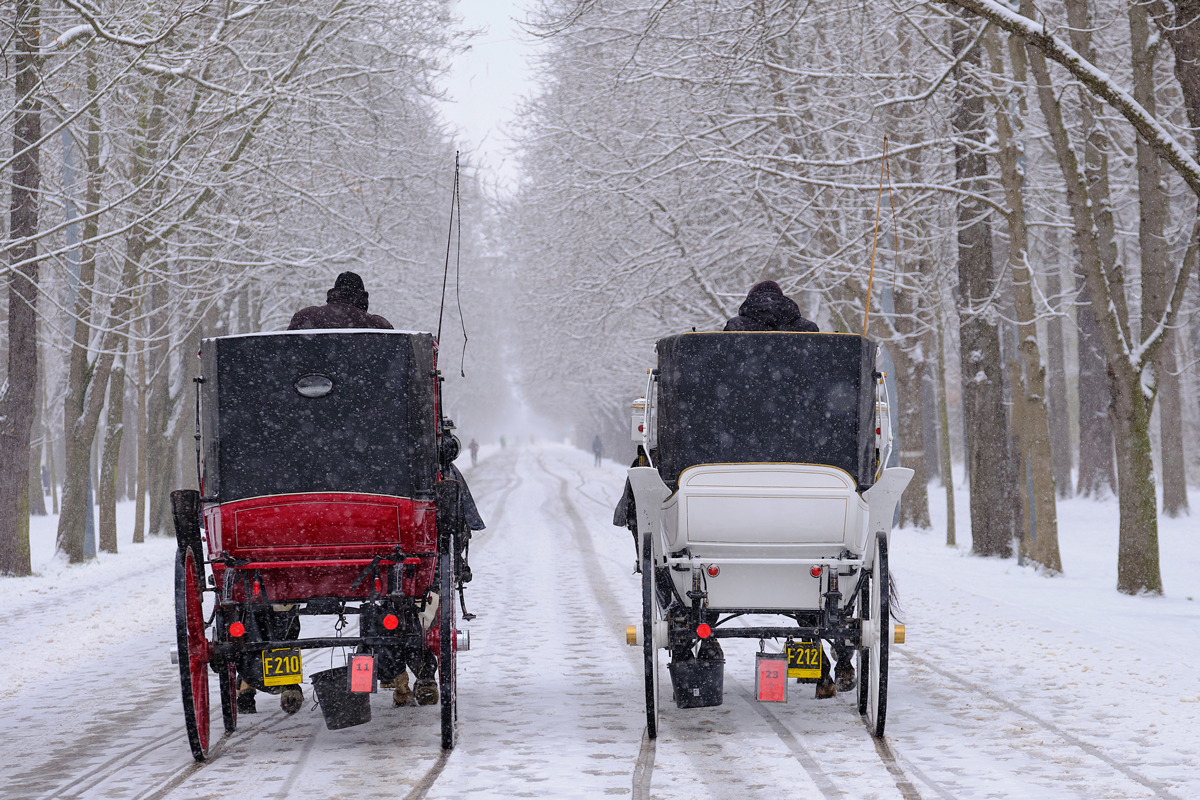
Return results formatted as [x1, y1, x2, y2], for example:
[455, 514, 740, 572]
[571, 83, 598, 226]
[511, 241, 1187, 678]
[0, 0, 487, 575]
[508, 0, 1200, 594]
[4, 0, 1199, 600]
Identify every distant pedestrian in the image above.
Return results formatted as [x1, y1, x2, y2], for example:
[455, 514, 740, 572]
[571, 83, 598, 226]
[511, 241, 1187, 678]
[592, 435, 603, 467]
[469, 438, 479, 467]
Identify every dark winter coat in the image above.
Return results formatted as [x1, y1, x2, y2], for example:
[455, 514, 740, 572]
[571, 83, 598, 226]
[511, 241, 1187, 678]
[288, 271, 394, 330]
[448, 463, 486, 531]
[723, 280, 818, 332]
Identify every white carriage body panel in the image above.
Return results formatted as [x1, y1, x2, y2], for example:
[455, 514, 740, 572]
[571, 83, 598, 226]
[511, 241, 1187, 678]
[627, 463, 913, 613]
[685, 562, 824, 610]
[664, 464, 868, 552]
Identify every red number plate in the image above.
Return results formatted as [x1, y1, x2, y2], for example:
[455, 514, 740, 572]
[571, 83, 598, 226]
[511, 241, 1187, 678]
[349, 654, 376, 693]
[756, 653, 788, 703]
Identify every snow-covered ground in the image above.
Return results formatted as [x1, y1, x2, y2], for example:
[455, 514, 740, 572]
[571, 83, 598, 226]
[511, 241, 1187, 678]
[0, 444, 1196, 799]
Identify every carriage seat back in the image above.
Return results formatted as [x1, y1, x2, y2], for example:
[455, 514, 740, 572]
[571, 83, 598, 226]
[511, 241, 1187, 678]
[662, 464, 868, 553]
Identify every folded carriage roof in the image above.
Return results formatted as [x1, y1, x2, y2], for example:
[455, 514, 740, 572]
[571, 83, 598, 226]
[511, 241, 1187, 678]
[200, 331, 437, 504]
[654, 332, 877, 491]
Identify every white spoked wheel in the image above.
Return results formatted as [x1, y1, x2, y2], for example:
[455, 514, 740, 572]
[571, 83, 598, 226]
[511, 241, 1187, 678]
[641, 529, 661, 739]
[866, 533, 889, 738]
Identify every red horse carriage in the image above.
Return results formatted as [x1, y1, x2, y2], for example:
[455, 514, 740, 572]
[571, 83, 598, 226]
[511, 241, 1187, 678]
[172, 330, 468, 760]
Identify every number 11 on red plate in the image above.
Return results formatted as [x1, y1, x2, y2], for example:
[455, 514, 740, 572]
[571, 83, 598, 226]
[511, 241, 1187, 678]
[349, 654, 376, 693]
[755, 652, 788, 703]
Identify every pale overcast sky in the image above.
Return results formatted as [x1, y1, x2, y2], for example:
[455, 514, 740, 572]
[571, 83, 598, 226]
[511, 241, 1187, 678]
[439, 1, 537, 194]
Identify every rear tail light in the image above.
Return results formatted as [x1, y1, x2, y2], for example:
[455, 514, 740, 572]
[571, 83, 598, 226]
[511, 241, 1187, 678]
[696, 623, 712, 639]
[810, 565, 822, 578]
[229, 621, 245, 638]
[382, 614, 399, 630]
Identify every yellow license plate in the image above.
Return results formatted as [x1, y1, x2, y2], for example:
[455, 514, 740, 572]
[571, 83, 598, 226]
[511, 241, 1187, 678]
[262, 647, 303, 687]
[785, 641, 823, 679]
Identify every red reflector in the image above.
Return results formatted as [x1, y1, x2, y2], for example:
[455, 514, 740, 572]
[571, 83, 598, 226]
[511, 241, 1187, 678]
[707, 565, 720, 577]
[696, 623, 711, 639]
[382, 614, 399, 631]
[252, 580, 261, 598]
[638, 424, 644, 432]
[876, 427, 881, 435]
[810, 565, 822, 578]
[229, 621, 245, 638]
[374, 577, 382, 593]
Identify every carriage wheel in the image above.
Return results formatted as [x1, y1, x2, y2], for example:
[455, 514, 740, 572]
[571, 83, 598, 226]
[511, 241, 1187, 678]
[439, 543, 457, 750]
[865, 534, 889, 738]
[175, 545, 211, 761]
[641, 529, 661, 739]
[857, 571, 870, 716]
[218, 657, 238, 734]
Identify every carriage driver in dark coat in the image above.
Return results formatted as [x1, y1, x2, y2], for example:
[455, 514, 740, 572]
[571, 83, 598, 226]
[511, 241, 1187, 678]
[288, 270, 395, 330]
[723, 279, 819, 332]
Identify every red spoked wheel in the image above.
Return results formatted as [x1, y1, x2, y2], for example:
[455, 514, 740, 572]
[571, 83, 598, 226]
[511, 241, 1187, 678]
[175, 545, 211, 761]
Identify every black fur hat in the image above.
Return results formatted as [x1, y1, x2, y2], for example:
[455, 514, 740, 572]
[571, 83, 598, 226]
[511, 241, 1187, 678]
[327, 271, 369, 311]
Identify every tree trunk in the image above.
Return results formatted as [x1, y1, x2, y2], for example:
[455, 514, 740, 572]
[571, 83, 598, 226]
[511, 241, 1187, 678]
[1044, 262, 1074, 497]
[936, 315, 957, 547]
[988, 28, 1061, 572]
[0, 0, 42, 576]
[953, 9, 1014, 557]
[98, 347, 128, 553]
[1159, 330, 1189, 515]
[134, 336, 147, 544]
[1075, 272, 1117, 496]
[29, 333, 48, 516]
[921, 364, 941, 483]
[1028, 1, 1166, 593]
[1129, 3, 1190, 518]
[885, 269, 932, 530]
[146, 283, 174, 538]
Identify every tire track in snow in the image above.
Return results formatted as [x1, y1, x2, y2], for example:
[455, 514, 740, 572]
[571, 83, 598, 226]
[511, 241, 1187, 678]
[897, 650, 1183, 800]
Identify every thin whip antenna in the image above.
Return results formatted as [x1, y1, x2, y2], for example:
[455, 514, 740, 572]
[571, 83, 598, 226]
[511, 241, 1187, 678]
[862, 135, 889, 337]
[437, 152, 460, 343]
[455, 158, 468, 377]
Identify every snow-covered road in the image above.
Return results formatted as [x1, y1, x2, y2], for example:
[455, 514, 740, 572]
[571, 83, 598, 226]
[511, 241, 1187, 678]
[1, 443, 1197, 799]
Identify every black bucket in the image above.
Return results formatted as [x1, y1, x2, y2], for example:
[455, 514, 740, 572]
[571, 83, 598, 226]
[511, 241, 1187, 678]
[669, 656, 725, 709]
[311, 666, 372, 730]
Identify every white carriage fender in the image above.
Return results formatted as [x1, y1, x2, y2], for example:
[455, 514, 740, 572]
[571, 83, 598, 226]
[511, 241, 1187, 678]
[863, 467, 914, 551]
[627, 465, 671, 561]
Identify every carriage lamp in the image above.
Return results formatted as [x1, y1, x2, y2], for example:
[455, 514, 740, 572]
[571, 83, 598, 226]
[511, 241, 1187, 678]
[382, 614, 399, 631]
[229, 621, 245, 638]
[707, 565, 720, 577]
[696, 623, 712, 639]
[810, 565, 822, 578]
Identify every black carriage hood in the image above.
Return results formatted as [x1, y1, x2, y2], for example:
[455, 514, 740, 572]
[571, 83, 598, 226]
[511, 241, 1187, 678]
[199, 330, 437, 503]
[654, 332, 877, 491]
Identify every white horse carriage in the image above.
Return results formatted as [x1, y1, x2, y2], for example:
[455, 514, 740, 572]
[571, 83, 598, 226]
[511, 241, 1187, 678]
[625, 331, 912, 738]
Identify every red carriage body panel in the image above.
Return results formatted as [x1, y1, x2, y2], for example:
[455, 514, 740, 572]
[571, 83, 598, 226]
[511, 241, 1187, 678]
[205, 492, 437, 559]
[204, 490, 439, 603]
